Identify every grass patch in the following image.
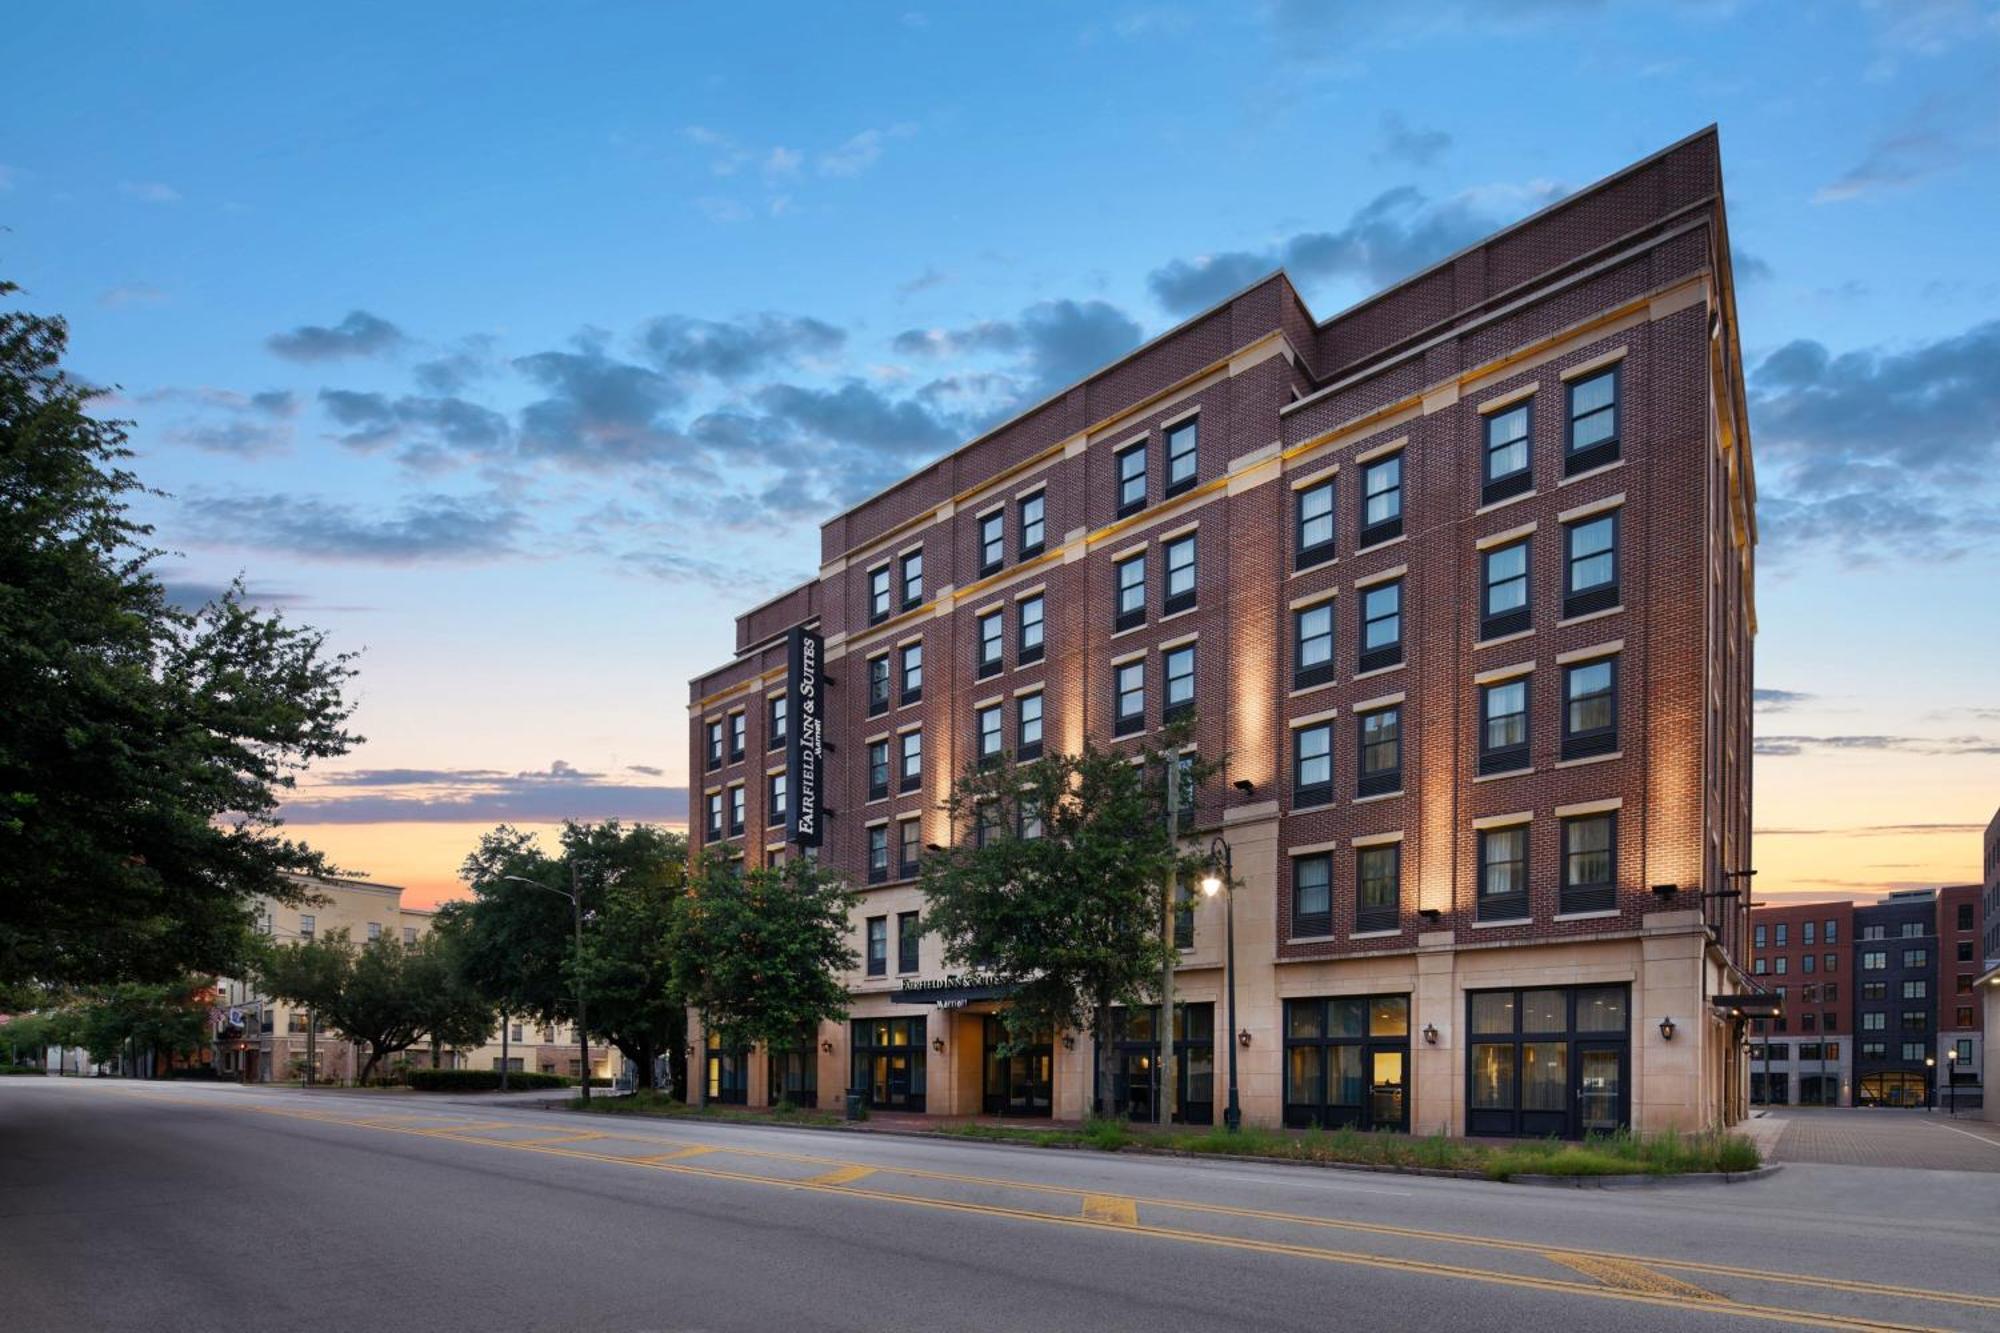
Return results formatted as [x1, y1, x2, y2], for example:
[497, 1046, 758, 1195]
[572, 1090, 841, 1126]
[1480, 1129, 1761, 1180]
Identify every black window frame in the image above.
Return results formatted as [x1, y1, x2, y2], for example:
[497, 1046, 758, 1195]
[1113, 659, 1146, 737]
[1465, 983, 1630, 1139]
[1358, 578, 1403, 673]
[767, 695, 787, 751]
[1017, 592, 1045, 664]
[766, 771, 787, 827]
[1291, 853, 1333, 939]
[1114, 553, 1146, 632]
[898, 730, 923, 793]
[1294, 599, 1336, 689]
[1561, 656, 1618, 760]
[1116, 441, 1148, 517]
[1356, 706, 1402, 797]
[705, 719, 723, 770]
[1355, 843, 1401, 933]
[1162, 644, 1195, 723]
[705, 791, 723, 839]
[1358, 453, 1403, 548]
[1477, 824, 1529, 922]
[1292, 720, 1333, 809]
[1018, 491, 1046, 559]
[978, 509, 1005, 577]
[727, 784, 745, 837]
[866, 913, 888, 971]
[1165, 417, 1199, 496]
[1295, 477, 1337, 570]
[1482, 400, 1534, 504]
[898, 821, 922, 880]
[867, 564, 892, 625]
[1560, 811, 1616, 914]
[1283, 994, 1411, 1132]
[1016, 690, 1044, 761]
[1564, 365, 1620, 476]
[897, 910, 920, 973]
[728, 711, 746, 762]
[900, 549, 924, 610]
[866, 825, 890, 884]
[899, 641, 923, 704]
[976, 609, 1004, 679]
[1563, 510, 1620, 618]
[867, 654, 891, 716]
[1480, 537, 1532, 640]
[1478, 675, 1531, 775]
[975, 703, 1004, 765]
[867, 740, 890, 802]
[1162, 533, 1197, 615]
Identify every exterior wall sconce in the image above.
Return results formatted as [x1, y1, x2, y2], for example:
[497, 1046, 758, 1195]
[1422, 1023, 1439, 1045]
[1061, 1034, 1076, 1050]
[931, 1037, 945, 1053]
[1236, 1028, 1252, 1049]
[1418, 908, 1443, 923]
[1658, 1016, 1677, 1041]
[1231, 778, 1256, 795]
[1650, 883, 1679, 898]
[820, 1039, 835, 1054]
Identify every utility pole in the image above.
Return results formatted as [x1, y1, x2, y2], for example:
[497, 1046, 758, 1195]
[305, 1010, 317, 1087]
[1158, 757, 1179, 1126]
[573, 859, 591, 1103]
[500, 1009, 510, 1092]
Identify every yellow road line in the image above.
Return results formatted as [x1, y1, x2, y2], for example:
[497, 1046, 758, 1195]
[1082, 1195, 1139, 1226]
[801, 1164, 876, 1187]
[1546, 1251, 1723, 1302]
[485, 1130, 608, 1147]
[631, 1145, 717, 1163]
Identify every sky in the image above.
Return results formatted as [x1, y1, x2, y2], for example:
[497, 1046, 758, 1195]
[6, 1, 1998, 907]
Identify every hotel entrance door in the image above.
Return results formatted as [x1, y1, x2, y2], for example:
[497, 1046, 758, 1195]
[981, 1016, 1052, 1116]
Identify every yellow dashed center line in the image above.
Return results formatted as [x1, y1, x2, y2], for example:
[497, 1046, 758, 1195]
[1082, 1195, 1139, 1226]
[801, 1164, 876, 1187]
[1547, 1251, 1724, 1302]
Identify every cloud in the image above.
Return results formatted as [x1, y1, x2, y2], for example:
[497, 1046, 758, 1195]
[158, 579, 312, 613]
[119, 181, 181, 204]
[513, 339, 687, 468]
[627, 764, 665, 777]
[1731, 248, 1773, 283]
[282, 762, 687, 825]
[1814, 128, 1964, 203]
[1754, 734, 2000, 758]
[318, 388, 510, 461]
[100, 283, 168, 309]
[819, 125, 914, 177]
[1755, 822, 1988, 837]
[143, 385, 300, 457]
[1373, 113, 1451, 167]
[181, 491, 526, 563]
[267, 310, 407, 363]
[412, 341, 496, 395]
[1146, 182, 1565, 315]
[640, 312, 844, 380]
[1753, 688, 1815, 711]
[891, 298, 1145, 405]
[898, 266, 951, 297]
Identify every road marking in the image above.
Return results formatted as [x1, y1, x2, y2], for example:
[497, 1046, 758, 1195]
[632, 1145, 717, 1162]
[493, 1130, 608, 1146]
[1927, 1122, 2000, 1151]
[1546, 1251, 1722, 1302]
[1082, 1195, 1139, 1225]
[802, 1164, 876, 1187]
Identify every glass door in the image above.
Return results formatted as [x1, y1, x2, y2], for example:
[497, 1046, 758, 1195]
[1573, 1041, 1626, 1136]
[1367, 1048, 1407, 1131]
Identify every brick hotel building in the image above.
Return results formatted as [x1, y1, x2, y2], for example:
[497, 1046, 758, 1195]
[688, 128, 1757, 1136]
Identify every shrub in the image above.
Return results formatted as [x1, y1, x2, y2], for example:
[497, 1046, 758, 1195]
[407, 1068, 572, 1092]
[160, 1065, 221, 1081]
[0, 1063, 45, 1076]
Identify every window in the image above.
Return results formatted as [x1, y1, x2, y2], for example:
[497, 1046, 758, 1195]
[1478, 825, 1529, 921]
[1285, 995, 1411, 1131]
[866, 825, 890, 884]
[1902, 979, 1928, 1000]
[1862, 950, 1886, 971]
[1803, 921, 1816, 946]
[1163, 534, 1197, 614]
[767, 695, 788, 750]
[1753, 957, 1768, 975]
[1862, 982, 1886, 1001]
[1019, 794, 1045, 841]
[974, 801, 1003, 847]
[1357, 706, 1401, 797]
[1901, 922, 1924, 938]
[1479, 676, 1531, 774]
[1862, 924, 1885, 940]
[1905, 948, 1928, 968]
[1775, 923, 1786, 946]
[977, 610, 1003, 678]
[767, 772, 788, 825]
[898, 911, 920, 973]
[1825, 919, 1839, 944]
[867, 740, 890, 802]
[1483, 401, 1533, 503]
[868, 564, 892, 624]
[899, 730, 923, 792]
[1562, 657, 1617, 759]
[1754, 924, 1766, 948]
[728, 712, 746, 761]
[1293, 721, 1333, 808]
[1117, 441, 1147, 515]
[1171, 750, 1195, 833]
[1901, 1041, 1926, 1061]
[706, 791, 724, 838]
[1114, 553, 1146, 631]
[1902, 1010, 1927, 1031]
[1959, 942, 1975, 963]
[1174, 875, 1194, 950]
[1480, 539, 1531, 639]
[1019, 492, 1046, 558]
[1296, 478, 1336, 569]
[898, 821, 921, 879]
[901, 549, 924, 609]
[1824, 982, 1838, 1001]
[728, 786, 745, 835]
[866, 915, 888, 974]
[867, 654, 890, 715]
[1165, 417, 1198, 496]
[1802, 952, 1816, 973]
[1565, 366, 1620, 475]
[1359, 579, 1403, 672]
[979, 510, 1005, 576]
[1114, 660, 1146, 736]
[1563, 512, 1619, 618]
[1163, 645, 1195, 722]
[362, 919, 382, 941]
[1017, 593, 1045, 664]
[976, 704, 1003, 764]
[403, 926, 417, 946]
[1466, 985, 1629, 1138]
[706, 719, 723, 769]
[900, 641, 923, 703]
[1294, 600, 1336, 689]
[1292, 853, 1333, 937]
[1017, 691, 1044, 761]
[1561, 812, 1615, 914]
[1357, 844, 1400, 932]
[1957, 902, 1975, 931]
[1359, 453, 1403, 547]
[1860, 1041, 1885, 1059]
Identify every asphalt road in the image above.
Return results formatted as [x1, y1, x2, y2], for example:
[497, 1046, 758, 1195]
[3, 1080, 1996, 1333]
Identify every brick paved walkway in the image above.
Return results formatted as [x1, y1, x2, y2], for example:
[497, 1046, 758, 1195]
[1763, 1107, 2000, 1171]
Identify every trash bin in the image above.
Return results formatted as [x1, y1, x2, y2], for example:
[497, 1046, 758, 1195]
[844, 1090, 864, 1121]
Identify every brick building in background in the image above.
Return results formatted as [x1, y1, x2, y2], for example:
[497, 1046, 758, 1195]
[689, 127, 1757, 1136]
[1747, 901, 1852, 1105]
[1938, 882, 1984, 1111]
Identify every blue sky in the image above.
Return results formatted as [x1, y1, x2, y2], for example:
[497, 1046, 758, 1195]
[7, 1, 1998, 902]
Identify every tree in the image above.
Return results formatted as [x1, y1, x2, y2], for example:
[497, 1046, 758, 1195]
[455, 821, 690, 1092]
[74, 977, 212, 1070]
[403, 919, 497, 1073]
[918, 733, 1215, 1117]
[672, 856, 857, 1101]
[0, 281, 362, 989]
[254, 930, 430, 1083]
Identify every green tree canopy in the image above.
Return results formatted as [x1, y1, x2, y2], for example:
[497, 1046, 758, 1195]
[253, 929, 450, 1083]
[0, 280, 361, 989]
[918, 732, 1216, 1113]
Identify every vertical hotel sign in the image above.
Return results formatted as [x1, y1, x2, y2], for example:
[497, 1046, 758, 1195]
[785, 626, 823, 847]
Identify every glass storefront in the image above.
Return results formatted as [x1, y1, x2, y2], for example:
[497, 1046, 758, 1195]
[981, 1016, 1053, 1116]
[767, 1043, 817, 1108]
[1104, 1003, 1215, 1124]
[1466, 984, 1628, 1138]
[704, 1031, 749, 1105]
[852, 1016, 927, 1112]
[1282, 995, 1409, 1131]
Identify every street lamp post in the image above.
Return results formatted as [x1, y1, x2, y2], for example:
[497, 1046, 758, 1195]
[1925, 1055, 1935, 1113]
[1947, 1050, 1957, 1117]
[502, 867, 591, 1103]
[1198, 838, 1241, 1133]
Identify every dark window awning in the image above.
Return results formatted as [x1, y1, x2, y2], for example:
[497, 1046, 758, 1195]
[1712, 993, 1783, 1018]
[890, 974, 1016, 1005]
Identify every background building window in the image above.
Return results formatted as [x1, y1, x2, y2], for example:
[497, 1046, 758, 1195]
[1561, 658, 1617, 759]
[1295, 601, 1335, 689]
[1479, 677, 1531, 774]
[1117, 442, 1147, 515]
[1356, 844, 1400, 932]
[1165, 418, 1198, 496]
[1114, 660, 1145, 736]
[1357, 706, 1401, 796]
[1478, 825, 1529, 921]
[1163, 645, 1195, 722]
[1293, 723, 1333, 808]
[1483, 401, 1533, 503]
[1163, 535, 1197, 614]
[1481, 539, 1531, 639]
[1359, 454, 1403, 546]
[1292, 854, 1332, 937]
[1296, 478, 1335, 569]
[1115, 553, 1146, 631]
[1565, 366, 1620, 474]
[1560, 812, 1615, 914]
[1564, 512, 1619, 616]
[1359, 580, 1403, 672]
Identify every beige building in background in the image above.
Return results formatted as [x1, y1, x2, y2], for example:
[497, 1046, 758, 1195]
[214, 874, 613, 1085]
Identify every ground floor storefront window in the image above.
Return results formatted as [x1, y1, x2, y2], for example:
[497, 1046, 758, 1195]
[852, 1017, 926, 1112]
[982, 1016, 1052, 1117]
[705, 1031, 748, 1105]
[1466, 984, 1628, 1139]
[1283, 995, 1409, 1131]
[1857, 1071, 1926, 1107]
[1101, 1003, 1214, 1124]
[768, 1043, 817, 1108]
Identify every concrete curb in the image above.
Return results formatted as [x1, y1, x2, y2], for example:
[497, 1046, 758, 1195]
[546, 1102, 1772, 1188]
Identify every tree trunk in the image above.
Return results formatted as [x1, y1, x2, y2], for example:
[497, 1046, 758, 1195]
[1093, 994, 1113, 1121]
[359, 1046, 383, 1085]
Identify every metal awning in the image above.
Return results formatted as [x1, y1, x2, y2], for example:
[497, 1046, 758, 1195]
[1711, 993, 1783, 1018]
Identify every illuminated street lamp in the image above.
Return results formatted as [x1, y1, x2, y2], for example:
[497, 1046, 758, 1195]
[1199, 839, 1241, 1133]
